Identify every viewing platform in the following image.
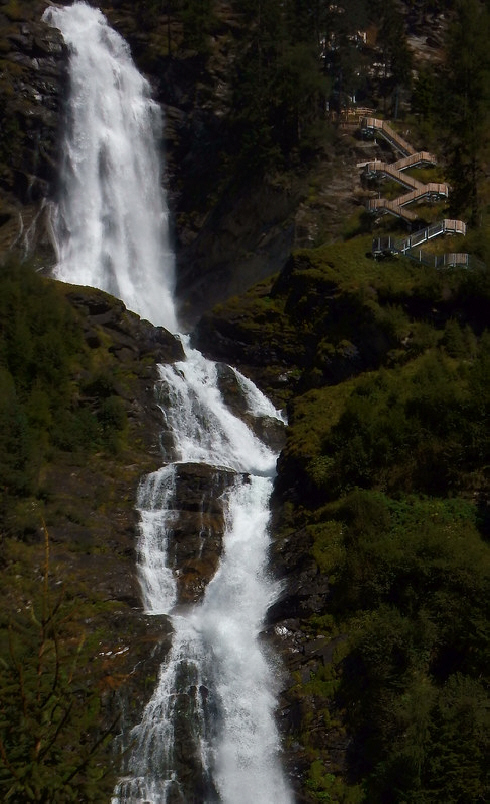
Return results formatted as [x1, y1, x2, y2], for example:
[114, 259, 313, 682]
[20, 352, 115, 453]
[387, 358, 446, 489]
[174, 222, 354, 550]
[371, 220, 483, 270]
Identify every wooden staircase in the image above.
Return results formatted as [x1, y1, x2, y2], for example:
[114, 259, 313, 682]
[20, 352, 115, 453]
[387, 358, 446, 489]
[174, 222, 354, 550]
[359, 119, 483, 270]
[361, 116, 416, 157]
[360, 118, 448, 222]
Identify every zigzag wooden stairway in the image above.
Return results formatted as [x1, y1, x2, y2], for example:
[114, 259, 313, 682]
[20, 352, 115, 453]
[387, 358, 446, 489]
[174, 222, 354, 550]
[360, 117, 448, 222]
[359, 117, 480, 269]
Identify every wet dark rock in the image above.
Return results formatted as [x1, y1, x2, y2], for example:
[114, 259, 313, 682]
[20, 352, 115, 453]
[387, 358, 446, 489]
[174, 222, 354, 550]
[0, 11, 66, 209]
[65, 286, 185, 366]
[215, 362, 286, 450]
[168, 462, 240, 604]
[166, 660, 219, 804]
[215, 362, 250, 417]
[100, 611, 174, 734]
[268, 528, 331, 624]
[0, 6, 67, 258]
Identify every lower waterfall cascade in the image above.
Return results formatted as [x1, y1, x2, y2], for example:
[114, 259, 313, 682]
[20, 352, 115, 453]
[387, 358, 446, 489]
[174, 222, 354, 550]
[112, 340, 292, 804]
[43, 3, 293, 802]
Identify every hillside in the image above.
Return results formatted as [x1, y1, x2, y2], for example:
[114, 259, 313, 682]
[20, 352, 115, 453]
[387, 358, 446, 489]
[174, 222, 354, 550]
[0, 0, 489, 801]
[198, 237, 490, 802]
[0, 0, 459, 323]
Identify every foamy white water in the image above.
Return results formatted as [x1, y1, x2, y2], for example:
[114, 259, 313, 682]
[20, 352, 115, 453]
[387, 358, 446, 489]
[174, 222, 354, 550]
[198, 475, 290, 804]
[156, 337, 277, 475]
[119, 340, 292, 802]
[43, 2, 177, 331]
[45, 4, 292, 802]
[136, 464, 178, 615]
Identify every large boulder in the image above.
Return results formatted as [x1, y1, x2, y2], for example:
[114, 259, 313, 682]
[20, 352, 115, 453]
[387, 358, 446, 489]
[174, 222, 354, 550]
[166, 462, 239, 604]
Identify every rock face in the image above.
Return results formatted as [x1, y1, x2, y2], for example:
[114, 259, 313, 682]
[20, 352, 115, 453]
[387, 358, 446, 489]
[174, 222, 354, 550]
[0, 0, 65, 251]
[0, 0, 368, 326]
[34, 285, 185, 733]
[166, 462, 238, 604]
[0, 0, 299, 321]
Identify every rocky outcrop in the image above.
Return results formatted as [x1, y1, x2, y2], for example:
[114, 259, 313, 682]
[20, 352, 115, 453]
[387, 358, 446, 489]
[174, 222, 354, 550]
[27, 285, 185, 732]
[41, 284, 183, 589]
[66, 285, 184, 365]
[0, 0, 66, 250]
[166, 462, 239, 604]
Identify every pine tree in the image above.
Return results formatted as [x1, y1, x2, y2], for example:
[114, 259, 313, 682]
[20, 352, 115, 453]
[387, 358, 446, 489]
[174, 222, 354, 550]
[441, 0, 490, 223]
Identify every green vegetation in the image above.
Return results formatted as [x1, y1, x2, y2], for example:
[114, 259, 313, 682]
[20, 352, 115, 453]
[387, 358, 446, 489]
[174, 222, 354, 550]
[0, 528, 116, 801]
[124, 0, 415, 177]
[315, 489, 490, 803]
[0, 258, 128, 526]
[211, 236, 490, 802]
[278, 249, 490, 802]
[0, 258, 166, 800]
[440, 0, 490, 224]
[228, 0, 330, 172]
[316, 341, 489, 497]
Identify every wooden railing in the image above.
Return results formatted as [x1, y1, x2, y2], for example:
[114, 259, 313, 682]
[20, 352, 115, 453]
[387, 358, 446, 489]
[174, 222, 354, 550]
[361, 117, 484, 271]
[364, 151, 437, 175]
[361, 117, 416, 156]
[391, 151, 437, 171]
[365, 161, 421, 190]
[367, 197, 417, 222]
[364, 153, 449, 220]
[361, 116, 448, 221]
[367, 181, 449, 222]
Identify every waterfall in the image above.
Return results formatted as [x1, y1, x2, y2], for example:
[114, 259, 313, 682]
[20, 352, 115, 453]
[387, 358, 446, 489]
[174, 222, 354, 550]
[43, 2, 177, 332]
[115, 341, 292, 804]
[44, 4, 292, 802]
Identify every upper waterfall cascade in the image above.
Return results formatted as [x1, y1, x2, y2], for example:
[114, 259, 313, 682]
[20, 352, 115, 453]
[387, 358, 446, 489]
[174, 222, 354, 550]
[44, 3, 293, 802]
[43, 2, 178, 332]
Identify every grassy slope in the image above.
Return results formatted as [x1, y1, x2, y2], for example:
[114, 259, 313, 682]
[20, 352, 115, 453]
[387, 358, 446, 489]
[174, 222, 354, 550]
[203, 236, 490, 803]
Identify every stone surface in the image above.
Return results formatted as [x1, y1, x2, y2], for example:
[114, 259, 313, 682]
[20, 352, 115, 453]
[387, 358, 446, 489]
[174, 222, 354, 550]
[168, 462, 239, 604]
[0, 3, 66, 209]
[33, 285, 185, 729]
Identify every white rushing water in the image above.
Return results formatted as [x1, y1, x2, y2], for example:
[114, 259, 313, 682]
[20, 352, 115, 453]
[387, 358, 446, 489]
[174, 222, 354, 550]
[116, 341, 292, 803]
[43, 2, 177, 331]
[44, 3, 292, 802]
